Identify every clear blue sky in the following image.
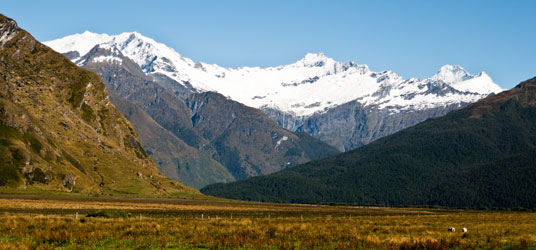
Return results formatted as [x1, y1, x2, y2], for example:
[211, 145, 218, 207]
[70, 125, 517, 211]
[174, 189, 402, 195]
[3, 0, 535, 89]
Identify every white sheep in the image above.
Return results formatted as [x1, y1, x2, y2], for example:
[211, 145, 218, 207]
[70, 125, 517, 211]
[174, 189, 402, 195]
[462, 227, 468, 233]
[448, 227, 455, 232]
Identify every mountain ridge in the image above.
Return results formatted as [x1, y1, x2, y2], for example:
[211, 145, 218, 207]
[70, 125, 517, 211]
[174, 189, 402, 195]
[44, 31, 502, 117]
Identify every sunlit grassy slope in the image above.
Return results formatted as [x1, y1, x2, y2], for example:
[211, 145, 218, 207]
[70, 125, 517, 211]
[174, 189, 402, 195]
[0, 14, 199, 198]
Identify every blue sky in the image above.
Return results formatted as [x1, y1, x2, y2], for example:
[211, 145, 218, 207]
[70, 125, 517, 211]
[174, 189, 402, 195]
[3, 0, 535, 89]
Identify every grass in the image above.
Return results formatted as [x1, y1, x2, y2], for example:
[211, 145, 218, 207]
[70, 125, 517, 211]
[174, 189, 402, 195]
[0, 195, 534, 249]
[81, 103, 96, 123]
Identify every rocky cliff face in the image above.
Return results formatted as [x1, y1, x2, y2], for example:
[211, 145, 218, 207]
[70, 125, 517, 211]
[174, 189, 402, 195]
[0, 14, 197, 197]
[74, 45, 339, 188]
[264, 101, 471, 151]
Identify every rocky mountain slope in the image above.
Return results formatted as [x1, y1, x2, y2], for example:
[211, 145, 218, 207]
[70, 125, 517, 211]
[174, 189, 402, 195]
[202, 77, 536, 209]
[56, 43, 339, 188]
[0, 14, 198, 197]
[107, 93, 234, 189]
[46, 32, 503, 151]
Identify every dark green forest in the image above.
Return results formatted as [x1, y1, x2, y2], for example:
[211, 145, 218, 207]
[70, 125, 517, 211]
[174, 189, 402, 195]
[202, 78, 536, 209]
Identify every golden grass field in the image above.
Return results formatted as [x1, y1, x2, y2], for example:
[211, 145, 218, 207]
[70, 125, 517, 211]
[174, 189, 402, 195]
[0, 194, 534, 249]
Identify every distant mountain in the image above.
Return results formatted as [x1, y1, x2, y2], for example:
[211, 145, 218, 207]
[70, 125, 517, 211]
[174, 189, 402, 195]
[47, 42, 339, 188]
[202, 77, 536, 209]
[45, 31, 502, 151]
[0, 14, 197, 197]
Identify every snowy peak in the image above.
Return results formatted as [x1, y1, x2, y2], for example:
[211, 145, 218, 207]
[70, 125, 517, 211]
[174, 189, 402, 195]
[430, 65, 502, 95]
[45, 31, 504, 117]
[294, 52, 369, 75]
[45, 31, 112, 56]
[113, 31, 166, 54]
[450, 71, 503, 95]
[433, 64, 473, 84]
[298, 52, 333, 67]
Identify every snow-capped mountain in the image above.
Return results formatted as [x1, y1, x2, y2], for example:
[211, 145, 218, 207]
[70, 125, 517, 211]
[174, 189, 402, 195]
[45, 31, 502, 118]
[51, 38, 340, 188]
[45, 31, 503, 151]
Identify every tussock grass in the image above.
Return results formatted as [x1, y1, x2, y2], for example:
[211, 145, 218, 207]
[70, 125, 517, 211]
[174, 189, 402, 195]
[0, 213, 535, 249]
[0, 195, 535, 249]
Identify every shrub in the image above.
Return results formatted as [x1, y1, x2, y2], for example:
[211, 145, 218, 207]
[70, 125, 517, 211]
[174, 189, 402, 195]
[86, 210, 132, 219]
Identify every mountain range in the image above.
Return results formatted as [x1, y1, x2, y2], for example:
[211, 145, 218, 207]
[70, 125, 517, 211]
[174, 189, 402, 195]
[43, 31, 503, 188]
[0, 14, 197, 197]
[45, 31, 502, 151]
[202, 77, 536, 209]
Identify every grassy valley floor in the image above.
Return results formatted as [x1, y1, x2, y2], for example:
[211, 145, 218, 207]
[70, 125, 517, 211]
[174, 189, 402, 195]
[0, 194, 534, 249]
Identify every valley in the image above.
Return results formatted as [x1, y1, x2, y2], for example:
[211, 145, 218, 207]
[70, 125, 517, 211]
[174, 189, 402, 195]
[1, 5, 535, 248]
